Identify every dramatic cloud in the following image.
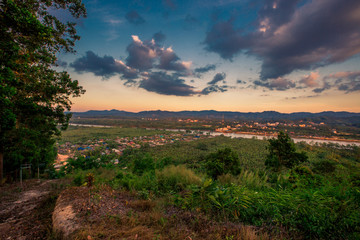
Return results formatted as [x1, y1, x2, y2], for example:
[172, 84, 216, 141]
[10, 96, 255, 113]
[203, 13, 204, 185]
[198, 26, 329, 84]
[254, 77, 295, 91]
[125, 10, 145, 25]
[126, 35, 157, 70]
[300, 72, 320, 88]
[208, 72, 226, 85]
[204, 19, 247, 60]
[158, 47, 192, 73]
[125, 35, 191, 74]
[71, 35, 227, 97]
[204, 0, 360, 81]
[70, 51, 137, 79]
[139, 71, 197, 96]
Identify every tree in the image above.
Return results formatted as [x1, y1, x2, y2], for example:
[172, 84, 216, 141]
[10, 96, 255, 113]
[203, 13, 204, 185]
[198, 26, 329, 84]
[205, 148, 241, 179]
[0, 0, 86, 180]
[265, 132, 308, 171]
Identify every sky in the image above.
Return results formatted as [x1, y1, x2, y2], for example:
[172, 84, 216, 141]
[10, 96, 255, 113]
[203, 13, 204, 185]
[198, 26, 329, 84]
[58, 0, 360, 113]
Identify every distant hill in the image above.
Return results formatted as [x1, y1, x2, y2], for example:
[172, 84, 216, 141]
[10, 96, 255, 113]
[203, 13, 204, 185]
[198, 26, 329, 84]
[71, 109, 360, 124]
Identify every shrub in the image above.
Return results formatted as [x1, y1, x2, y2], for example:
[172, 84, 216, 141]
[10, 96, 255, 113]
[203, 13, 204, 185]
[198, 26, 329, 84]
[218, 170, 270, 190]
[73, 171, 85, 186]
[176, 179, 251, 220]
[205, 148, 241, 179]
[156, 165, 202, 193]
[155, 157, 173, 170]
[265, 132, 308, 171]
[133, 153, 155, 175]
[312, 159, 336, 174]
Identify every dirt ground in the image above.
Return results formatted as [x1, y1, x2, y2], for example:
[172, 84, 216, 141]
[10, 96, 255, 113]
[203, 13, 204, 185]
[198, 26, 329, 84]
[56, 185, 272, 240]
[0, 179, 69, 240]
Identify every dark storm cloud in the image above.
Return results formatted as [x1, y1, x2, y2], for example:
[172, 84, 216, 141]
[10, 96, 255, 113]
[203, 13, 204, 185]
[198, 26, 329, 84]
[70, 51, 137, 79]
[201, 85, 228, 95]
[204, 0, 360, 81]
[125, 10, 145, 25]
[139, 72, 197, 96]
[208, 72, 226, 85]
[257, 0, 300, 30]
[204, 19, 248, 60]
[153, 31, 166, 43]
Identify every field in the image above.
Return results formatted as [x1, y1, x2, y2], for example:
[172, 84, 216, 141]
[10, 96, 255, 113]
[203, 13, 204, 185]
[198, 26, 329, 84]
[58, 125, 170, 143]
[54, 126, 360, 239]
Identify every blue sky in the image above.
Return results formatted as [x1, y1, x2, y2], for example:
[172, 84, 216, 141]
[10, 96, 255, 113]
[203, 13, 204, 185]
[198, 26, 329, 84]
[59, 0, 360, 112]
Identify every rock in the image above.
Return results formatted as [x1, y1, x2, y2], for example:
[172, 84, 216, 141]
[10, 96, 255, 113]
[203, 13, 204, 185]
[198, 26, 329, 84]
[52, 192, 80, 239]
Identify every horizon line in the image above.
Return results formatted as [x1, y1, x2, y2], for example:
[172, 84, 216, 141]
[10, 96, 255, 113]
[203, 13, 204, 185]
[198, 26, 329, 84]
[69, 109, 360, 114]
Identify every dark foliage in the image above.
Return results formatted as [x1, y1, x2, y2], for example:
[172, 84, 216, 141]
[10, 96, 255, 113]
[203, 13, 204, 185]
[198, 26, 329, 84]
[205, 148, 241, 179]
[265, 132, 308, 171]
[0, 0, 86, 179]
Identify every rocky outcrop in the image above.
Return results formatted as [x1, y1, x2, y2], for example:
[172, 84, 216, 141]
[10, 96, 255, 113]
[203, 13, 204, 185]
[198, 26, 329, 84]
[52, 189, 80, 239]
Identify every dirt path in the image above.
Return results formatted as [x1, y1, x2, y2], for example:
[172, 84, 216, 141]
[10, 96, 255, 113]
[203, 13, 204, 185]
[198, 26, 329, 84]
[0, 179, 68, 240]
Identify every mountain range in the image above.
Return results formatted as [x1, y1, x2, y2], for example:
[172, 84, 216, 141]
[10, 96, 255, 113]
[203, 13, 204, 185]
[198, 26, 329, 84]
[71, 110, 360, 124]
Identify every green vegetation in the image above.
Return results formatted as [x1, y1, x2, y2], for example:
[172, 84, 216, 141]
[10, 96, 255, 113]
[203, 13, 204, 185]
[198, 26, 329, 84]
[0, 0, 86, 180]
[265, 131, 308, 171]
[55, 126, 360, 239]
[59, 126, 169, 143]
[205, 148, 241, 179]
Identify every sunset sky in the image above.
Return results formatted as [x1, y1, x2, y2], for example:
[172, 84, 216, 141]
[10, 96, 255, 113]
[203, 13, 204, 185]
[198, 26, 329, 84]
[58, 0, 360, 113]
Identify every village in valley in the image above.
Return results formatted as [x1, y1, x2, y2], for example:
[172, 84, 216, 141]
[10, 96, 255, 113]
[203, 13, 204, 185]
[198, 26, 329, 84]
[55, 130, 212, 169]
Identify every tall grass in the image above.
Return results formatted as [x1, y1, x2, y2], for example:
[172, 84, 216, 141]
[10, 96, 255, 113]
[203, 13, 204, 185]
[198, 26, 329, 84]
[156, 165, 202, 192]
[218, 170, 270, 190]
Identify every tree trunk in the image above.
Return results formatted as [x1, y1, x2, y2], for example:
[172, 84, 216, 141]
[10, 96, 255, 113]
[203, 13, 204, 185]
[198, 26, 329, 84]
[0, 152, 3, 181]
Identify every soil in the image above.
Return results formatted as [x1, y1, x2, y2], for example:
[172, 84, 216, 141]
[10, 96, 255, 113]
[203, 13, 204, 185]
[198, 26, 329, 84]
[0, 179, 70, 240]
[55, 185, 273, 240]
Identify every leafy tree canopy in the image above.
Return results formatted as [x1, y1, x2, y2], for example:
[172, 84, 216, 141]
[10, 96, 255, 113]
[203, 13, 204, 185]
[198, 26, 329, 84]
[265, 132, 308, 171]
[0, 0, 86, 179]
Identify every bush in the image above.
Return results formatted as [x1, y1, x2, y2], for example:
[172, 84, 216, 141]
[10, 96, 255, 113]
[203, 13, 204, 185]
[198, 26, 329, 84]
[176, 179, 251, 220]
[265, 132, 308, 171]
[156, 165, 202, 193]
[205, 148, 241, 179]
[133, 153, 155, 175]
[72, 171, 85, 186]
[155, 157, 173, 170]
[312, 159, 336, 174]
